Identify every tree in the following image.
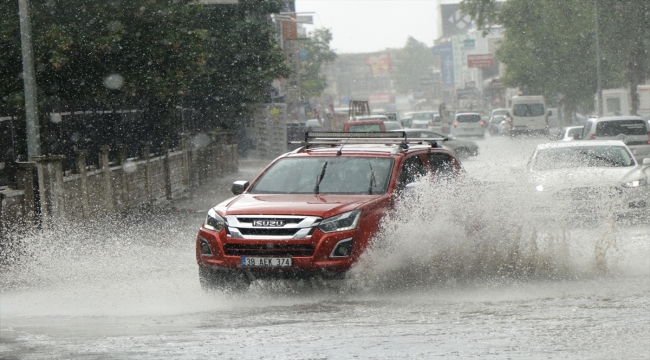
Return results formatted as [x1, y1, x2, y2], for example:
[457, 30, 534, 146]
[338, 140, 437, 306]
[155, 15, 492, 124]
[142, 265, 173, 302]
[0, 0, 290, 137]
[461, 0, 650, 116]
[393, 37, 434, 95]
[597, 0, 650, 115]
[184, 1, 290, 130]
[497, 0, 622, 116]
[0, 1, 25, 114]
[299, 28, 337, 99]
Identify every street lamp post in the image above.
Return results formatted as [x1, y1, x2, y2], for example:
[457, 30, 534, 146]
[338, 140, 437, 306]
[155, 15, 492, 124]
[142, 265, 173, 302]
[18, 0, 41, 159]
[594, 0, 603, 117]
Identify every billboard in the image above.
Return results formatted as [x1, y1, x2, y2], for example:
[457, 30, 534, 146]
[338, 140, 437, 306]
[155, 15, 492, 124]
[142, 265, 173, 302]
[365, 53, 392, 77]
[281, 15, 297, 39]
[467, 54, 495, 68]
[432, 44, 454, 85]
[440, 4, 473, 38]
[368, 93, 391, 104]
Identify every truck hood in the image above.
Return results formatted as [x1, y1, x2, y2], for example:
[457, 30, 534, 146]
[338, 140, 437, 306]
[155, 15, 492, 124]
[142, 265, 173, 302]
[215, 194, 384, 218]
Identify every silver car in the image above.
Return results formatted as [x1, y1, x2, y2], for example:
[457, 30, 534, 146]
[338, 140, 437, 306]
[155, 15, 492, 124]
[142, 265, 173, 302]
[581, 116, 650, 160]
[451, 112, 485, 137]
[526, 140, 650, 220]
[557, 126, 584, 141]
[410, 111, 440, 129]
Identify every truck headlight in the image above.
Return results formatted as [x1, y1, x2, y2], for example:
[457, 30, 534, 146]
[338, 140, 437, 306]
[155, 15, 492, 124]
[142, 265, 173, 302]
[318, 210, 361, 233]
[204, 208, 226, 231]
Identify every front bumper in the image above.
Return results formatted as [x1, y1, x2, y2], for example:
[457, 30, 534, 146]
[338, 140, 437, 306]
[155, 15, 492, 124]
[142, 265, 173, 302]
[196, 227, 361, 276]
[529, 185, 649, 221]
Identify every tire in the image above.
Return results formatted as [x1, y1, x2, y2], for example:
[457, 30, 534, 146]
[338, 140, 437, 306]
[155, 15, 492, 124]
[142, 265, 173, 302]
[199, 267, 250, 292]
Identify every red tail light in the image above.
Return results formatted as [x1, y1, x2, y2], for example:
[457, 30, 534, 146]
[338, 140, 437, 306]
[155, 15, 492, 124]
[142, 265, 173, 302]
[453, 122, 458, 128]
[480, 121, 486, 126]
[589, 134, 596, 140]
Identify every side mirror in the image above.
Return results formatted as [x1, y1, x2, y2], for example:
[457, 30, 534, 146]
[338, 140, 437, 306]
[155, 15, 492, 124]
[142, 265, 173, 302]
[643, 158, 650, 166]
[231, 180, 250, 195]
[548, 110, 553, 116]
[505, 112, 511, 117]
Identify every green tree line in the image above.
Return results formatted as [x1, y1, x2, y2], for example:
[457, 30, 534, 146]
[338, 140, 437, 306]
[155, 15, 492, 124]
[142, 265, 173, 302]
[461, 0, 650, 118]
[0, 0, 290, 138]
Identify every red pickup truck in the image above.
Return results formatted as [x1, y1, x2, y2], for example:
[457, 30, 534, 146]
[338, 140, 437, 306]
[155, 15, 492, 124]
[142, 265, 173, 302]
[196, 132, 462, 290]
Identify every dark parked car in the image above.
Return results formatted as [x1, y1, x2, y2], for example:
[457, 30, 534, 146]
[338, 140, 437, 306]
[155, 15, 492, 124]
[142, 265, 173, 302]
[392, 129, 479, 158]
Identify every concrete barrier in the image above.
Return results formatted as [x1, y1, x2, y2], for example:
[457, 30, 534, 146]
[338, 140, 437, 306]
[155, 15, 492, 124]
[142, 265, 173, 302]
[0, 133, 238, 226]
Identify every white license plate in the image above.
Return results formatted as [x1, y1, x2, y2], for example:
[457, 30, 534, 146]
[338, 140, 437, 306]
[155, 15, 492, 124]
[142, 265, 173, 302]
[241, 257, 292, 267]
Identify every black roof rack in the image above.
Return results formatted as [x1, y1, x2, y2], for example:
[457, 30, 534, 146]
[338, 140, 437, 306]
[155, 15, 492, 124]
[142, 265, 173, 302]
[288, 131, 447, 149]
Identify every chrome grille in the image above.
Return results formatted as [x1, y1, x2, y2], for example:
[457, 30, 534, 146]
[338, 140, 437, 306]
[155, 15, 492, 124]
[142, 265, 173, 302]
[238, 228, 302, 236]
[225, 215, 321, 239]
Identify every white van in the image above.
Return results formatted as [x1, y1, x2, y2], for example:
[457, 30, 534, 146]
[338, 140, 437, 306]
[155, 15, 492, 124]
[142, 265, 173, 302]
[507, 96, 548, 136]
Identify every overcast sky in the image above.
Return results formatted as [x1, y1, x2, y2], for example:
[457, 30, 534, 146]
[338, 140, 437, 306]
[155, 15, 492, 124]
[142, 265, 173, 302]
[295, 0, 442, 54]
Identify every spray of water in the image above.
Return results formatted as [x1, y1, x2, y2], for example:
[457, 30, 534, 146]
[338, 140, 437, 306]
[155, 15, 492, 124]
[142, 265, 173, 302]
[345, 175, 636, 293]
[0, 173, 645, 307]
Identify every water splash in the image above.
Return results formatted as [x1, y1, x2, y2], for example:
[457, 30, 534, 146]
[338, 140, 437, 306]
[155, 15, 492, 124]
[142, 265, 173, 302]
[346, 175, 633, 293]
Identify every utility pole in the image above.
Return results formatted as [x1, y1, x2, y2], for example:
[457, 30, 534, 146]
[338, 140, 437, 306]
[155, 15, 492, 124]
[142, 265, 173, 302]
[18, 0, 41, 159]
[594, 0, 603, 117]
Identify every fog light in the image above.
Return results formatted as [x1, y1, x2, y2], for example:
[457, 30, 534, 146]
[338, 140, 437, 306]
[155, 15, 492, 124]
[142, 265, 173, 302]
[330, 238, 353, 258]
[199, 237, 213, 256]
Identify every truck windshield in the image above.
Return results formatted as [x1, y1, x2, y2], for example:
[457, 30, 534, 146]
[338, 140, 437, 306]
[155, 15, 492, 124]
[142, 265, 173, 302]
[249, 157, 394, 195]
[513, 103, 545, 117]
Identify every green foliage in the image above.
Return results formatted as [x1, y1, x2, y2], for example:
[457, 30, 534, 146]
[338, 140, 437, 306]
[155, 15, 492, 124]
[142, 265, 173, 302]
[597, 0, 650, 113]
[185, 1, 290, 128]
[0, 1, 23, 112]
[0, 0, 289, 130]
[393, 37, 434, 95]
[461, 0, 650, 113]
[459, 0, 501, 36]
[497, 0, 618, 109]
[299, 28, 336, 99]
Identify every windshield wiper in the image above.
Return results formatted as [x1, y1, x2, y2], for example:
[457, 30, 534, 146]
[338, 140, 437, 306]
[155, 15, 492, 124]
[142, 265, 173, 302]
[579, 150, 622, 167]
[367, 161, 376, 195]
[314, 161, 328, 194]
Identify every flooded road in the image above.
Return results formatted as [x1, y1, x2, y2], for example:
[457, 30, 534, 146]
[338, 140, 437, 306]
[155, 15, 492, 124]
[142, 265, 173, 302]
[1, 136, 649, 359]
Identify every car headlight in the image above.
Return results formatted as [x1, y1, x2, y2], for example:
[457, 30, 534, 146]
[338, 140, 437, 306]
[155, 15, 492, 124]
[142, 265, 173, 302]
[622, 178, 647, 188]
[204, 208, 226, 231]
[318, 210, 361, 233]
[535, 185, 544, 192]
